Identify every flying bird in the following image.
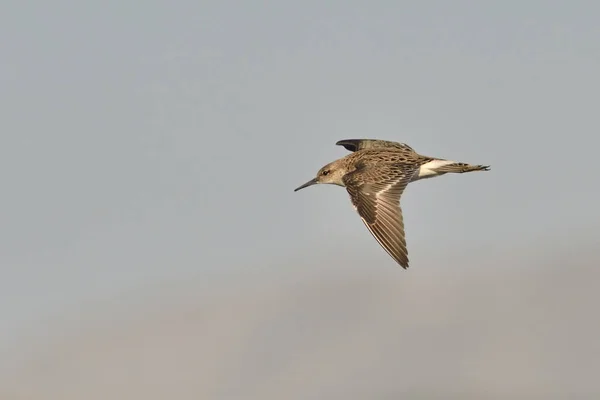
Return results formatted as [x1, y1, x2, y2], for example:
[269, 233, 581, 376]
[294, 139, 490, 269]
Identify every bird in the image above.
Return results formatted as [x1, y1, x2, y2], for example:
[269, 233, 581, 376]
[294, 139, 490, 269]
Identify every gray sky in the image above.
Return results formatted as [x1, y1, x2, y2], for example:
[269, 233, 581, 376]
[2, 1, 600, 397]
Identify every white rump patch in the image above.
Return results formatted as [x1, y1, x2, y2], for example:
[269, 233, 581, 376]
[415, 159, 455, 180]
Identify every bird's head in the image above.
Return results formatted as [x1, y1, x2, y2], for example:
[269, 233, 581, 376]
[294, 160, 347, 192]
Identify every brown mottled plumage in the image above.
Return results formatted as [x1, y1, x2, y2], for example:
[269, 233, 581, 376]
[294, 139, 490, 269]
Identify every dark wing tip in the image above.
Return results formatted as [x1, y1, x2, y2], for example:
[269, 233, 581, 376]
[335, 139, 361, 152]
[337, 138, 415, 153]
[386, 247, 410, 270]
[391, 248, 409, 269]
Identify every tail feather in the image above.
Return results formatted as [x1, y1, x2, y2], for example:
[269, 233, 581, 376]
[433, 162, 490, 173]
[413, 159, 490, 181]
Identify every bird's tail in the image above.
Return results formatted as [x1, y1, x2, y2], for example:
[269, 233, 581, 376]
[432, 162, 490, 174]
[413, 159, 490, 181]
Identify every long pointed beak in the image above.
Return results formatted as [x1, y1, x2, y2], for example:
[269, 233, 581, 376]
[294, 178, 318, 192]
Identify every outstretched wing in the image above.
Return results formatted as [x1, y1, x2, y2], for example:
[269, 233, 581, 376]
[336, 139, 415, 153]
[343, 163, 417, 269]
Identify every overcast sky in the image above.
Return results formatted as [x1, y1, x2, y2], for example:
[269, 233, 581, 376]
[2, 1, 600, 396]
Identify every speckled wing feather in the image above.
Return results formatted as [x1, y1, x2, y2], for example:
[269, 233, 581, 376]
[343, 163, 417, 269]
[336, 139, 415, 153]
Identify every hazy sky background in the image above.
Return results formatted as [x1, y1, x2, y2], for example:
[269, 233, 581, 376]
[2, 1, 600, 398]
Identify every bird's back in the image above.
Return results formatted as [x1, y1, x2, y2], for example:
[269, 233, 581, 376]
[346, 146, 433, 169]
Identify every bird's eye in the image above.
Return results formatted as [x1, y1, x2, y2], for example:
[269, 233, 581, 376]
[322, 170, 330, 176]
